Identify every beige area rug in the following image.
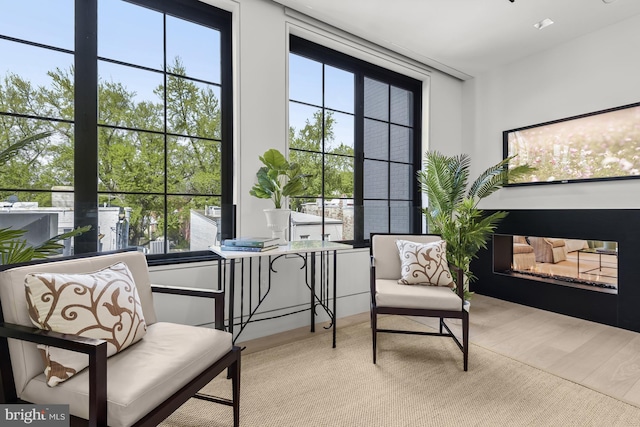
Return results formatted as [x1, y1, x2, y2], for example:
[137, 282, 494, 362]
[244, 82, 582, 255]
[161, 317, 640, 426]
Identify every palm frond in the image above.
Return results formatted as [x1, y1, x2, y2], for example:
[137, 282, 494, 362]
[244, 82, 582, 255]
[448, 153, 470, 206]
[32, 225, 92, 258]
[419, 151, 470, 218]
[467, 157, 511, 200]
[508, 163, 537, 182]
[1, 239, 36, 265]
[0, 225, 91, 265]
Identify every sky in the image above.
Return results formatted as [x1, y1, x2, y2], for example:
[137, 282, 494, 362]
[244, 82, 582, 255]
[289, 53, 354, 150]
[0, 0, 352, 147]
[0, 0, 220, 105]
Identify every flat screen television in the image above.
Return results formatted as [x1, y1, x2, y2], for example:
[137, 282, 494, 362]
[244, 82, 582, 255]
[504, 102, 640, 186]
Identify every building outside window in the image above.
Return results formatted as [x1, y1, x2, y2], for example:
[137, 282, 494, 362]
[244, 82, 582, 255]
[0, 0, 232, 259]
[288, 36, 422, 244]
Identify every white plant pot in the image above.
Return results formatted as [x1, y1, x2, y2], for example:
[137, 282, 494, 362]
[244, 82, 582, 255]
[264, 208, 291, 245]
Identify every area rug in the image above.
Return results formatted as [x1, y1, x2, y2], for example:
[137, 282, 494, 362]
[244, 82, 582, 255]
[160, 316, 640, 426]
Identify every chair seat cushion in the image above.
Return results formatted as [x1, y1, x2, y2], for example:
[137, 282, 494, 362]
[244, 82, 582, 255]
[20, 322, 233, 427]
[375, 279, 462, 311]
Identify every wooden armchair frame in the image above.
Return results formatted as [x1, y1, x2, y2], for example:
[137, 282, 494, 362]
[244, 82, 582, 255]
[369, 233, 469, 371]
[0, 252, 240, 427]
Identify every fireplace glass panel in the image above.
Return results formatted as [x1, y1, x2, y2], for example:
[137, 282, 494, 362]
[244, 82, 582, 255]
[493, 234, 618, 293]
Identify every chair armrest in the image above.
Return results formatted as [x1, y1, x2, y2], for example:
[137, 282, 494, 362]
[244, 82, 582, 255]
[0, 322, 108, 424]
[151, 285, 225, 331]
[448, 263, 465, 302]
[369, 256, 377, 305]
[0, 322, 107, 353]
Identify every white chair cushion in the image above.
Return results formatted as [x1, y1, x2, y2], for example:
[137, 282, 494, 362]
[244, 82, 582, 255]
[375, 279, 462, 311]
[25, 263, 147, 387]
[372, 234, 443, 280]
[20, 322, 233, 427]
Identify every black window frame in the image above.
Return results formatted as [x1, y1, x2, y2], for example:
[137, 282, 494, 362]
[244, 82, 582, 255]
[76, 0, 233, 262]
[289, 35, 422, 245]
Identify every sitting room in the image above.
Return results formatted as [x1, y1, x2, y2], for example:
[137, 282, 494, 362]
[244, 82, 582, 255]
[1, 0, 640, 426]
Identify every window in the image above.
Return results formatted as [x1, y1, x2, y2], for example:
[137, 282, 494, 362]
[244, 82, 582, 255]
[0, 0, 232, 259]
[289, 36, 422, 244]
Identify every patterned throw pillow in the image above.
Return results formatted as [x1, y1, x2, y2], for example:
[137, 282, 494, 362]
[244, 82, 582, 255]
[396, 239, 455, 287]
[24, 262, 147, 387]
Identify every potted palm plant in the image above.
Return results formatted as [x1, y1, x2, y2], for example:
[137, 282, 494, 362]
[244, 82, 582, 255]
[417, 151, 533, 301]
[249, 148, 306, 243]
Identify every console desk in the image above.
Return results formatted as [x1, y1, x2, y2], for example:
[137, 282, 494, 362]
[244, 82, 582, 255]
[209, 240, 352, 347]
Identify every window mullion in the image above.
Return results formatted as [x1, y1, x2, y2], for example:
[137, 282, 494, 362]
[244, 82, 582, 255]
[354, 72, 365, 243]
[74, 0, 99, 253]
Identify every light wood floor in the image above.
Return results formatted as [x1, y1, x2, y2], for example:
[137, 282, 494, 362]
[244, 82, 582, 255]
[238, 294, 640, 408]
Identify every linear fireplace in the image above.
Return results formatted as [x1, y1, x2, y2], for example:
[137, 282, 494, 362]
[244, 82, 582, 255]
[493, 234, 618, 294]
[473, 209, 640, 333]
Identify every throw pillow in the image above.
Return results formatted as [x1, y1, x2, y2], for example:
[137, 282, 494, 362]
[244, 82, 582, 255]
[25, 262, 147, 386]
[396, 239, 455, 287]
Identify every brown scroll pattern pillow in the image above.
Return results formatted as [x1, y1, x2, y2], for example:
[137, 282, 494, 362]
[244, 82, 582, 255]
[24, 262, 147, 386]
[395, 239, 455, 288]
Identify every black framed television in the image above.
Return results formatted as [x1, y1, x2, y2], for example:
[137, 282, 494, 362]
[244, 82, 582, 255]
[504, 102, 640, 186]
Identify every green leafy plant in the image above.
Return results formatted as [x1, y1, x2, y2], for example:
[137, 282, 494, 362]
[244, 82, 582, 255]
[249, 148, 306, 209]
[0, 225, 92, 265]
[417, 151, 534, 300]
[0, 133, 90, 264]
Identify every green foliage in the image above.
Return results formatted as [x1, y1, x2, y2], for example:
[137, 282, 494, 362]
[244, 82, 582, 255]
[250, 149, 306, 209]
[288, 110, 354, 208]
[0, 225, 91, 265]
[1, 57, 224, 251]
[418, 151, 534, 299]
[0, 132, 91, 264]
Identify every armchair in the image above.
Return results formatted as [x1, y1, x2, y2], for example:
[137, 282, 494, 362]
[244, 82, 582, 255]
[0, 250, 240, 427]
[370, 234, 469, 371]
[528, 237, 567, 264]
[512, 235, 536, 270]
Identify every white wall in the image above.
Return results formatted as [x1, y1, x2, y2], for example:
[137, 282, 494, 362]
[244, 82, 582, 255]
[150, 0, 465, 342]
[465, 15, 640, 210]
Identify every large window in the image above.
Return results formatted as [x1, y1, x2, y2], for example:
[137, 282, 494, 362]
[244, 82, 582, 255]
[289, 36, 422, 244]
[0, 0, 232, 259]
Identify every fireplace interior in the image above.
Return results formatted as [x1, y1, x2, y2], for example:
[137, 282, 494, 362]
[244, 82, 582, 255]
[493, 234, 618, 294]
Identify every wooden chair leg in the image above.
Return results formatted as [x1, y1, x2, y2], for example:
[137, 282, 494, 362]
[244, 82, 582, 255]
[371, 308, 377, 364]
[232, 353, 241, 427]
[462, 311, 469, 371]
[439, 317, 443, 334]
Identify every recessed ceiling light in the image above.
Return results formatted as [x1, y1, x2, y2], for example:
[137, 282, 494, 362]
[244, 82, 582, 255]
[534, 18, 554, 30]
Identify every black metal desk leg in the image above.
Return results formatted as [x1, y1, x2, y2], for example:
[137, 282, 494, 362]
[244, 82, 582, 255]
[310, 253, 316, 333]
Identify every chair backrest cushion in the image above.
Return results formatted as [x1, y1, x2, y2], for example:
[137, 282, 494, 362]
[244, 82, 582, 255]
[372, 234, 443, 280]
[0, 251, 156, 395]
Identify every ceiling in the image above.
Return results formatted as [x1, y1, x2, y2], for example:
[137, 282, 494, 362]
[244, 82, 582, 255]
[272, 0, 640, 80]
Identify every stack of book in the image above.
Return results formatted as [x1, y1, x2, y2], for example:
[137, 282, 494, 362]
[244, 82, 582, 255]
[220, 237, 279, 252]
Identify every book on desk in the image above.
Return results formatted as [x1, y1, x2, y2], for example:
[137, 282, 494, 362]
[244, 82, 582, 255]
[220, 237, 279, 252]
[219, 244, 278, 252]
[221, 237, 279, 248]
